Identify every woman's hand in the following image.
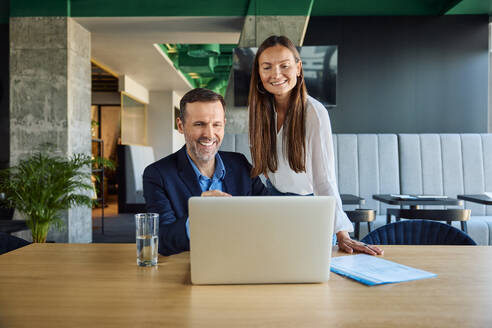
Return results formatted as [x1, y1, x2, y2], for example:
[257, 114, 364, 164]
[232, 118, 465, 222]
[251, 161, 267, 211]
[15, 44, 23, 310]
[336, 231, 384, 256]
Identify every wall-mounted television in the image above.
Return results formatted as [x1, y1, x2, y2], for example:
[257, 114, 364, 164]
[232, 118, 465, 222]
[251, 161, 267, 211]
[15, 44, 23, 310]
[233, 46, 338, 108]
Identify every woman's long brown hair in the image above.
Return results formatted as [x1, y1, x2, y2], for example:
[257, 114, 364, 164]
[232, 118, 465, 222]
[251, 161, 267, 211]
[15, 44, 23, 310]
[248, 35, 308, 177]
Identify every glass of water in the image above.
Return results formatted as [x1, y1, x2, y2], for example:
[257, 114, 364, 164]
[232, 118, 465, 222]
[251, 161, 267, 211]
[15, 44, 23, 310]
[135, 213, 159, 266]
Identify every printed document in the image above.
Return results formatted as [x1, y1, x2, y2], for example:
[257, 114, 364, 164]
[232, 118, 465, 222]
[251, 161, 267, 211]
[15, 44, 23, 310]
[331, 254, 437, 286]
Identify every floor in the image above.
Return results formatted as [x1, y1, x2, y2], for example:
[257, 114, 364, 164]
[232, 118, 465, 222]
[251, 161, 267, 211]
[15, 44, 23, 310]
[92, 194, 135, 243]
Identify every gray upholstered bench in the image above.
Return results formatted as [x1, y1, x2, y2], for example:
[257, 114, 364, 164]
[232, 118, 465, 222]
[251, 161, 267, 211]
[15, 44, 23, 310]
[221, 133, 492, 245]
[398, 134, 492, 245]
[332, 134, 401, 238]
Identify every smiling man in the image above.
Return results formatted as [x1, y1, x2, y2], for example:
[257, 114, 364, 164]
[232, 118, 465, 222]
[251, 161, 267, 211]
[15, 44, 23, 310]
[143, 88, 268, 256]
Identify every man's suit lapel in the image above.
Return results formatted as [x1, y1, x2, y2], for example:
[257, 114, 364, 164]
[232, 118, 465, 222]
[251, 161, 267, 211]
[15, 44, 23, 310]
[221, 152, 238, 196]
[177, 146, 202, 196]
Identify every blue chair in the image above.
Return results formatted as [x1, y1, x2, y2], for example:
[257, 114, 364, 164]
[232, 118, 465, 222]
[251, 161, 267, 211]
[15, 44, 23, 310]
[0, 232, 30, 255]
[361, 220, 476, 245]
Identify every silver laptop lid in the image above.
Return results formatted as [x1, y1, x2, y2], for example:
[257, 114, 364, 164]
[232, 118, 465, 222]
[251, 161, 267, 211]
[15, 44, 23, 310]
[189, 196, 335, 284]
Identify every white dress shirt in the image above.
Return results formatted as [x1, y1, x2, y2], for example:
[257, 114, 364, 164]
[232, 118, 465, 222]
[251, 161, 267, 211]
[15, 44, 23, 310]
[268, 96, 354, 233]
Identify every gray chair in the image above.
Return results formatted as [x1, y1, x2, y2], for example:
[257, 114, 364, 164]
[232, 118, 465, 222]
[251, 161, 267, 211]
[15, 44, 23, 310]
[345, 209, 376, 240]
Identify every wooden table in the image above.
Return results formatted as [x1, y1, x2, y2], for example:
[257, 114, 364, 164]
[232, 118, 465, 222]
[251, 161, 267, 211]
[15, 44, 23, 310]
[458, 194, 492, 205]
[1, 244, 491, 328]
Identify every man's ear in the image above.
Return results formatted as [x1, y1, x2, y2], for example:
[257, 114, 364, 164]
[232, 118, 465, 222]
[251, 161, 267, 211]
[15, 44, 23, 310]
[176, 117, 184, 134]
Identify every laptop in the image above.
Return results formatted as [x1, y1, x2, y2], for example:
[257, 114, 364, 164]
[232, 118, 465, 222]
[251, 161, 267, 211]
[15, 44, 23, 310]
[189, 196, 335, 285]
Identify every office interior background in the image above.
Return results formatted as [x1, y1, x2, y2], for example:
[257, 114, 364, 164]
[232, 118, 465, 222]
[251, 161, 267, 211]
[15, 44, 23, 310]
[0, 0, 490, 243]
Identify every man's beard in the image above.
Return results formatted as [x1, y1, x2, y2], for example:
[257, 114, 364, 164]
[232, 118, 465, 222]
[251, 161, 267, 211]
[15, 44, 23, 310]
[185, 135, 221, 163]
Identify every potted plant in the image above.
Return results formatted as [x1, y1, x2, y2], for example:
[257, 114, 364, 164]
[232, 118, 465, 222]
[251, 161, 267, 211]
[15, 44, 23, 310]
[91, 120, 99, 138]
[91, 155, 116, 207]
[0, 153, 93, 242]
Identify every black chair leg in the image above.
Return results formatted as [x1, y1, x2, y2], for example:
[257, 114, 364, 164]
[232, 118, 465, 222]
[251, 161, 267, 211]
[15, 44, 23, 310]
[367, 222, 372, 234]
[354, 222, 360, 240]
[461, 221, 468, 233]
[386, 213, 392, 224]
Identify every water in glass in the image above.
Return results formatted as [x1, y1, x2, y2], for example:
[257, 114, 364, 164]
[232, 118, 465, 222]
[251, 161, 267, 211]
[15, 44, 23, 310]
[136, 234, 158, 266]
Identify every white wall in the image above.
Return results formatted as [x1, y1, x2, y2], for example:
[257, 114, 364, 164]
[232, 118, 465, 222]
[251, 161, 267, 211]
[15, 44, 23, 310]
[148, 90, 186, 161]
[121, 94, 147, 145]
[119, 75, 149, 104]
[148, 91, 173, 160]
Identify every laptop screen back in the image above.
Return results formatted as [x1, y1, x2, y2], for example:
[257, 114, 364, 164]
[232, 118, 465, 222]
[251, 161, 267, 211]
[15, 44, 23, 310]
[189, 196, 335, 284]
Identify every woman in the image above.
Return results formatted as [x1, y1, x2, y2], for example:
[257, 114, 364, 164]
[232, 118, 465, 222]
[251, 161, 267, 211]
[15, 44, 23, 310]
[248, 35, 382, 255]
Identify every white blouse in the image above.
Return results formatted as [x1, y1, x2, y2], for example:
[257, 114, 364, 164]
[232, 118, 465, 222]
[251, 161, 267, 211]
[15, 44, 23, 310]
[268, 96, 353, 233]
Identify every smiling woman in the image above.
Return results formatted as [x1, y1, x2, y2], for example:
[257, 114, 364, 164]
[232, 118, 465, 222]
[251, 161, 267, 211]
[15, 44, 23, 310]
[249, 36, 307, 176]
[258, 45, 302, 100]
[248, 35, 383, 256]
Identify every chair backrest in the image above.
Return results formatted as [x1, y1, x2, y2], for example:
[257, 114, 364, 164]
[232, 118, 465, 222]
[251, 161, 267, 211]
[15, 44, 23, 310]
[361, 220, 476, 245]
[398, 134, 492, 214]
[220, 133, 251, 163]
[0, 232, 30, 255]
[333, 134, 400, 214]
[124, 144, 155, 203]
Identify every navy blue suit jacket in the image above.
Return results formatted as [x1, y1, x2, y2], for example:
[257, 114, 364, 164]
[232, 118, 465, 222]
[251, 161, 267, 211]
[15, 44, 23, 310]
[143, 146, 268, 256]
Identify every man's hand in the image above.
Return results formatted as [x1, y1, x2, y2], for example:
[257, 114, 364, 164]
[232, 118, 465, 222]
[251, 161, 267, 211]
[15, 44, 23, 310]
[336, 231, 384, 256]
[201, 190, 232, 197]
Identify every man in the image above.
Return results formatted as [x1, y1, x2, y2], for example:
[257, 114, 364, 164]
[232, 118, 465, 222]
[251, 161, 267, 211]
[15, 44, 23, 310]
[143, 88, 267, 256]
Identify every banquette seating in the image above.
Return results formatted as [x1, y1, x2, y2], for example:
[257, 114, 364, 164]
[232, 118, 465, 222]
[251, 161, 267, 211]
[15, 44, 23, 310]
[117, 144, 155, 213]
[221, 133, 492, 245]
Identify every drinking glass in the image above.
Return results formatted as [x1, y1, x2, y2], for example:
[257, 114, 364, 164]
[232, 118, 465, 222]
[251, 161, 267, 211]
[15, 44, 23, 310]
[135, 213, 159, 266]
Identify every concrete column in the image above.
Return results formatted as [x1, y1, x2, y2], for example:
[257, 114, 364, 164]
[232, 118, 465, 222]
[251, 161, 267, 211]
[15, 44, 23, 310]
[10, 17, 92, 243]
[225, 0, 312, 134]
[239, 15, 310, 48]
[0, 21, 9, 170]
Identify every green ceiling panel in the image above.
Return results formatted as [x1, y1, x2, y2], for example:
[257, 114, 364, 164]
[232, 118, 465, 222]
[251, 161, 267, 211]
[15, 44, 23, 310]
[10, 0, 70, 17]
[178, 56, 217, 74]
[220, 44, 237, 52]
[217, 54, 232, 66]
[9, 0, 489, 18]
[214, 66, 231, 73]
[70, 0, 249, 17]
[187, 44, 220, 58]
[159, 43, 234, 96]
[311, 0, 460, 16]
[72, 0, 314, 17]
[246, 0, 313, 16]
[1, 0, 8, 24]
[446, 0, 492, 15]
